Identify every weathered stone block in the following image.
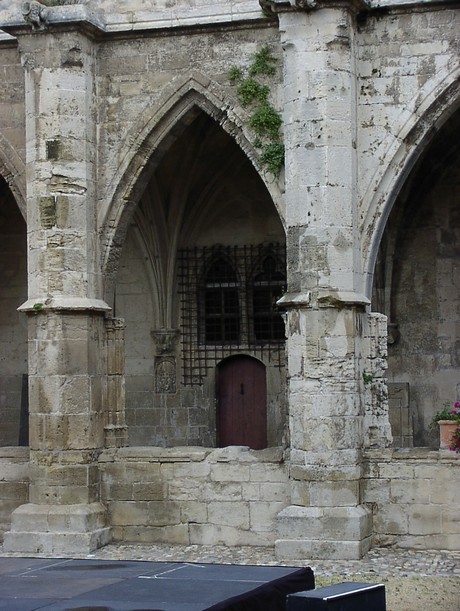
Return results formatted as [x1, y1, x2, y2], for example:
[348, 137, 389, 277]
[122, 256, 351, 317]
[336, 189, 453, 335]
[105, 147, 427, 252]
[408, 505, 443, 535]
[390, 479, 431, 504]
[309, 480, 360, 507]
[189, 523, 271, 547]
[120, 524, 189, 545]
[108, 501, 151, 526]
[208, 502, 250, 529]
[180, 501, 207, 524]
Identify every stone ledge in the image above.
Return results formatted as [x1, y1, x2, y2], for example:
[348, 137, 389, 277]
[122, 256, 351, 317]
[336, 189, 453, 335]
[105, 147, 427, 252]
[364, 447, 460, 463]
[18, 297, 111, 314]
[99, 446, 285, 464]
[0, 2, 265, 37]
[0, 447, 29, 461]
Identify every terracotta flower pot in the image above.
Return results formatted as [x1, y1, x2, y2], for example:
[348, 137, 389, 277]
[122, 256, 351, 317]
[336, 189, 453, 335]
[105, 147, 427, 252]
[438, 420, 458, 449]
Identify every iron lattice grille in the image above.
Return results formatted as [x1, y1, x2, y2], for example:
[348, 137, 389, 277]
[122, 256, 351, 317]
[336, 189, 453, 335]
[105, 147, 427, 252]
[178, 243, 286, 386]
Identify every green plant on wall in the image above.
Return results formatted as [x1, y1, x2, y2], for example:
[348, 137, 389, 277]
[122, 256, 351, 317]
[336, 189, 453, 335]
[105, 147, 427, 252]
[229, 46, 284, 176]
[41, 1, 79, 5]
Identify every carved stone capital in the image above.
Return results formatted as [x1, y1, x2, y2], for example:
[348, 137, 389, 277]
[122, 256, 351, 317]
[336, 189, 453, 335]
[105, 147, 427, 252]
[105, 317, 126, 332]
[151, 328, 179, 355]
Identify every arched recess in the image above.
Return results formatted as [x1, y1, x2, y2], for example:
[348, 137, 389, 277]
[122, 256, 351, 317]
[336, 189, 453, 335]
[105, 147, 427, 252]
[0, 175, 28, 446]
[101, 74, 285, 306]
[0, 135, 26, 221]
[109, 94, 286, 447]
[362, 72, 460, 295]
[368, 85, 460, 449]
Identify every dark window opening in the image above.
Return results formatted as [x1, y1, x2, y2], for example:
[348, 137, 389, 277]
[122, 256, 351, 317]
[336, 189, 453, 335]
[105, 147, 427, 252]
[179, 243, 286, 385]
[204, 258, 240, 343]
[253, 256, 285, 341]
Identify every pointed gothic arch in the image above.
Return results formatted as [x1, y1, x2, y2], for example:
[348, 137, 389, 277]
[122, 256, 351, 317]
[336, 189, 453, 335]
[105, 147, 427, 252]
[362, 70, 460, 297]
[368, 83, 460, 448]
[0, 134, 26, 220]
[101, 74, 285, 304]
[109, 84, 287, 448]
[0, 175, 28, 447]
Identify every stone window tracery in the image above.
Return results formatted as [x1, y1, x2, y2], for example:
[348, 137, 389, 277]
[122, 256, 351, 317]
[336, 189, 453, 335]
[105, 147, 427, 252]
[203, 256, 240, 344]
[178, 243, 286, 385]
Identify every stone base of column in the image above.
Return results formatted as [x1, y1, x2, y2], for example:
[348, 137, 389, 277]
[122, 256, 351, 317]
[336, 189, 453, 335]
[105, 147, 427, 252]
[3, 503, 111, 554]
[275, 505, 372, 560]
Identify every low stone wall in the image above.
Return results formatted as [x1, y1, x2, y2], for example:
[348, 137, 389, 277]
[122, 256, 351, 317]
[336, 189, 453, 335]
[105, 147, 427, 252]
[2, 446, 459, 552]
[0, 447, 29, 540]
[363, 448, 460, 550]
[99, 446, 290, 546]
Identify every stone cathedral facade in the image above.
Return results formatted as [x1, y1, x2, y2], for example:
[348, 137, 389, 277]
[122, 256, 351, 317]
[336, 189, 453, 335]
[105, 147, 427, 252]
[0, 0, 459, 559]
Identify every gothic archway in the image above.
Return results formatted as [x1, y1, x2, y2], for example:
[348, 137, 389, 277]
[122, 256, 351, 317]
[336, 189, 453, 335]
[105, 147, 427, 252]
[101, 76, 286, 306]
[112, 108, 286, 447]
[372, 105, 460, 448]
[0, 176, 27, 446]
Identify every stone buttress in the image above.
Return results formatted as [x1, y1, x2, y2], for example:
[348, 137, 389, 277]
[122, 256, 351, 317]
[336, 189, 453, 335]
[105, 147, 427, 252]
[2, 13, 112, 554]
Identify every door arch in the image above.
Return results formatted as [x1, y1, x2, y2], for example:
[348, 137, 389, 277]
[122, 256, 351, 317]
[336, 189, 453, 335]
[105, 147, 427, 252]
[216, 355, 267, 450]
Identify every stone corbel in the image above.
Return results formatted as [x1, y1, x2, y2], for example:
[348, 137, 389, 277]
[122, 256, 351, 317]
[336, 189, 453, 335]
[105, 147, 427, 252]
[260, 0, 369, 13]
[151, 328, 179, 356]
[260, 0, 316, 14]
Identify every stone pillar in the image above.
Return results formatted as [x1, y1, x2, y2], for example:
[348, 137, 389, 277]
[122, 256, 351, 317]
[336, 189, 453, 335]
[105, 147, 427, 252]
[104, 318, 128, 448]
[2, 12, 111, 554]
[265, 0, 373, 559]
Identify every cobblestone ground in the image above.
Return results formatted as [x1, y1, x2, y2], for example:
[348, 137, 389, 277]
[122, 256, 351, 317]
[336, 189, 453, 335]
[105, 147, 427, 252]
[2, 542, 458, 578]
[2, 543, 459, 610]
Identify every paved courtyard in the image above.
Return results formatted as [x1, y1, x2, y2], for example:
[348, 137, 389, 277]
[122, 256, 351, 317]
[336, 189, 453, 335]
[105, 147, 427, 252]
[2, 542, 459, 578]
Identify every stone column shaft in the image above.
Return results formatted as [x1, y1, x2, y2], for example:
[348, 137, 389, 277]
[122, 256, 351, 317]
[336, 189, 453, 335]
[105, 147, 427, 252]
[274, 2, 372, 560]
[3, 20, 111, 554]
[104, 317, 128, 448]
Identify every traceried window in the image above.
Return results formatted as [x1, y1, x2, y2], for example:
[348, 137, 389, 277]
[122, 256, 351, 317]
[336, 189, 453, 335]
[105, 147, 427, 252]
[253, 256, 285, 341]
[178, 243, 286, 385]
[204, 257, 240, 343]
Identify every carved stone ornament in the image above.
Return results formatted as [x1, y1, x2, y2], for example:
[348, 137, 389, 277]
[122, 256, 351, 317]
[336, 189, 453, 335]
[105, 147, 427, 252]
[22, 1, 48, 30]
[387, 322, 400, 346]
[151, 328, 179, 356]
[259, 0, 317, 13]
[155, 358, 176, 394]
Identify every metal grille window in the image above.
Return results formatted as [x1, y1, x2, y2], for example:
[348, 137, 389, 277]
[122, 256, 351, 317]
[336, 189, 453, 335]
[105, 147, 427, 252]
[253, 256, 286, 341]
[204, 257, 240, 343]
[178, 243, 286, 385]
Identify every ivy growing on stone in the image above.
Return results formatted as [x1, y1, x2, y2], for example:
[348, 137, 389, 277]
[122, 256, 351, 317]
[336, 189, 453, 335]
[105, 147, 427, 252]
[40, 0, 80, 6]
[229, 46, 284, 177]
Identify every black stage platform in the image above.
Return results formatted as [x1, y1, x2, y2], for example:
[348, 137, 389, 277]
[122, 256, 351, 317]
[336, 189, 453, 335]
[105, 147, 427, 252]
[0, 557, 315, 611]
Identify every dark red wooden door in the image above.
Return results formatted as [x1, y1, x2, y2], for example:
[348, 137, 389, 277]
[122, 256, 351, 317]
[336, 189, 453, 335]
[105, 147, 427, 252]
[217, 356, 267, 450]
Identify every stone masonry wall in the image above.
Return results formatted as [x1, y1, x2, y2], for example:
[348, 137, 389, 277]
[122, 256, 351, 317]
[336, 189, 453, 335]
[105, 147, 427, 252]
[99, 446, 289, 546]
[2, 446, 458, 550]
[358, 6, 460, 260]
[363, 449, 460, 550]
[0, 447, 29, 540]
